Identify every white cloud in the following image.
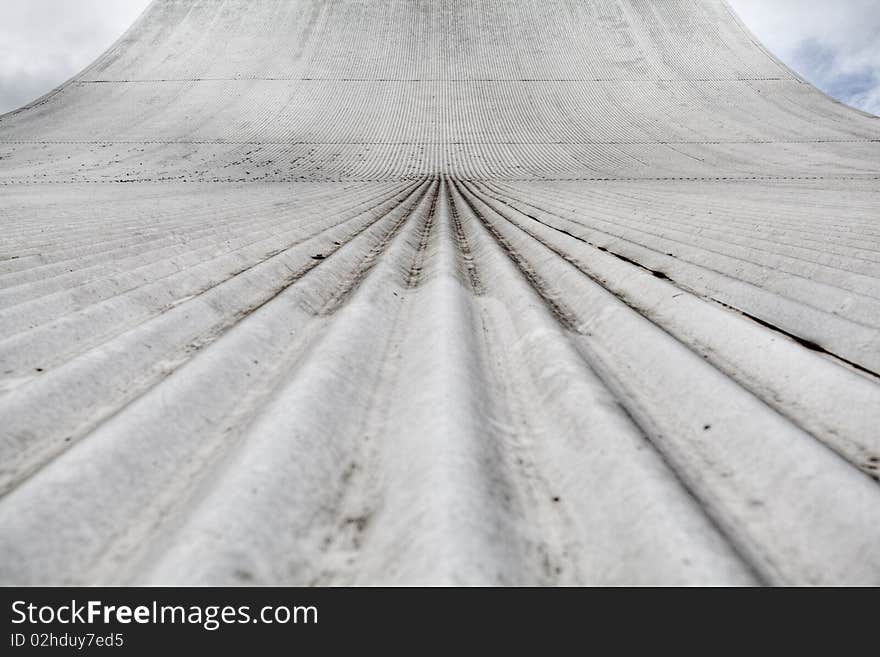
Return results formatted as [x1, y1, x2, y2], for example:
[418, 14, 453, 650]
[728, 0, 880, 116]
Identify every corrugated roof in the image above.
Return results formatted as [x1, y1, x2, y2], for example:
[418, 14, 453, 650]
[0, 0, 878, 585]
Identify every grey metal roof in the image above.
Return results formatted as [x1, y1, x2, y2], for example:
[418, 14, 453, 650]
[0, 0, 879, 585]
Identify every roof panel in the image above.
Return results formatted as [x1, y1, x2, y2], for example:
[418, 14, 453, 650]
[0, 0, 878, 585]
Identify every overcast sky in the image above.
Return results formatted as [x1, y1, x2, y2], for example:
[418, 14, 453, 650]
[731, 0, 880, 115]
[0, 1, 878, 116]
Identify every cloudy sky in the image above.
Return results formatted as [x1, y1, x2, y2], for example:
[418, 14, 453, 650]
[0, 0, 878, 116]
[731, 0, 880, 115]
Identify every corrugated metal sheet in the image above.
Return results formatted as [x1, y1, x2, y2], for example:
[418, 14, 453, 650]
[0, 0, 879, 585]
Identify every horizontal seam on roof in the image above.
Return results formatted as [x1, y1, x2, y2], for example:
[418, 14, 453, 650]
[2, 140, 878, 145]
[3, 175, 880, 185]
[73, 77, 796, 83]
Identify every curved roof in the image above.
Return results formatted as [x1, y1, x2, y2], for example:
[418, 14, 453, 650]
[1, 0, 879, 585]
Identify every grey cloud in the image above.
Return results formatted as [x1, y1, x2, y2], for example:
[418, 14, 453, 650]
[0, 0, 149, 114]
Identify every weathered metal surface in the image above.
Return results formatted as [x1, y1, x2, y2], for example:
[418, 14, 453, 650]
[1, 0, 878, 585]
